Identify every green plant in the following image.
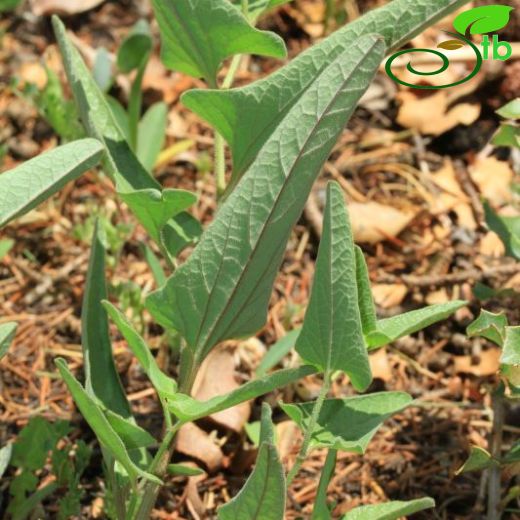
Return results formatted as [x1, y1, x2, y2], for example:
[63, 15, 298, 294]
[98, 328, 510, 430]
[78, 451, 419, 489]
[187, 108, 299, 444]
[458, 311, 520, 519]
[4, 417, 91, 520]
[0, 0, 474, 518]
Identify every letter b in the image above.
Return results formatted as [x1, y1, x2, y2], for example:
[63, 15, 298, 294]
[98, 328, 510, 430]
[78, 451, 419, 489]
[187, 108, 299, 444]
[493, 35, 512, 60]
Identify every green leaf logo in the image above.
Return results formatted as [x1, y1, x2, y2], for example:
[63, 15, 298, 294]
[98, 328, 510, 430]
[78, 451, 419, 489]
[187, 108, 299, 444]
[453, 5, 514, 35]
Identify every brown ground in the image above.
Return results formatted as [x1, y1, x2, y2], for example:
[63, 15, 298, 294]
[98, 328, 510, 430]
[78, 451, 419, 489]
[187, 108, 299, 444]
[1, 1, 520, 518]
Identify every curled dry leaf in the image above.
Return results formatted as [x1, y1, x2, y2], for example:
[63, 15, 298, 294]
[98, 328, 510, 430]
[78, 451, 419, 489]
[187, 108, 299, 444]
[349, 201, 417, 244]
[176, 423, 224, 472]
[397, 91, 480, 136]
[275, 421, 301, 461]
[192, 346, 251, 433]
[369, 348, 392, 383]
[30, 0, 105, 16]
[479, 231, 505, 257]
[469, 157, 513, 206]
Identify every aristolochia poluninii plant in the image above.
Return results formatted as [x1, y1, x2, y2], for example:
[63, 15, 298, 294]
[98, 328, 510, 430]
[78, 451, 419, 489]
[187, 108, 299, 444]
[0, 0, 473, 518]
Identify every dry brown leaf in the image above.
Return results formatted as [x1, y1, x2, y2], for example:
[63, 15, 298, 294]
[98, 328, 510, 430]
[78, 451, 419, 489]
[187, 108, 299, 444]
[372, 284, 408, 308]
[176, 423, 224, 472]
[349, 201, 417, 244]
[369, 348, 392, 382]
[479, 231, 505, 257]
[186, 474, 207, 519]
[430, 160, 476, 229]
[397, 91, 480, 135]
[426, 289, 450, 305]
[453, 349, 500, 377]
[192, 346, 251, 433]
[30, 0, 105, 15]
[469, 157, 513, 205]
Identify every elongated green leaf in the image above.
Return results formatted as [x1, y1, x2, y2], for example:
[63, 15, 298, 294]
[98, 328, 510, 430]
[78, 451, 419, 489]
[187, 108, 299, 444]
[342, 498, 435, 520]
[311, 449, 337, 520]
[117, 20, 152, 73]
[168, 366, 316, 423]
[52, 17, 194, 257]
[55, 359, 160, 485]
[467, 310, 507, 347]
[103, 301, 177, 398]
[484, 201, 520, 260]
[281, 392, 412, 453]
[502, 326, 520, 367]
[183, 0, 470, 183]
[456, 446, 494, 475]
[104, 409, 156, 449]
[296, 182, 371, 391]
[218, 403, 285, 520]
[453, 5, 513, 35]
[141, 243, 167, 287]
[0, 139, 103, 227]
[0, 322, 17, 360]
[146, 36, 386, 379]
[167, 463, 205, 477]
[503, 440, 520, 464]
[152, 0, 286, 85]
[366, 301, 467, 350]
[256, 329, 300, 377]
[355, 246, 377, 335]
[82, 223, 131, 418]
[137, 102, 168, 172]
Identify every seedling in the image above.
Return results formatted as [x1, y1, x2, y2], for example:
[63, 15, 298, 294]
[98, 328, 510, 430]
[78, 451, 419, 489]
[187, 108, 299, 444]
[0, 0, 473, 518]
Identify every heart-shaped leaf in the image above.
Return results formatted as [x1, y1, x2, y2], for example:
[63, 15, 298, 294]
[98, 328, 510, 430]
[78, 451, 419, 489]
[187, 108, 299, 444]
[117, 19, 152, 73]
[456, 446, 495, 474]
[467, 309, 507, 347]
[453, 5, 514, 35]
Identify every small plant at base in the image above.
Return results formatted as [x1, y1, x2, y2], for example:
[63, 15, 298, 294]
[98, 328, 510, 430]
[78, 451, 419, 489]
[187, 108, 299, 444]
[458, 311, 520, 519]
[0, 0, 474, 518]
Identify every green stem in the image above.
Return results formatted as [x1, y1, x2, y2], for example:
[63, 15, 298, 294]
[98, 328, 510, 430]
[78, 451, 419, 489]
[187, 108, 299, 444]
[286, 370, 331, 485]
[128, 62, 146, 151]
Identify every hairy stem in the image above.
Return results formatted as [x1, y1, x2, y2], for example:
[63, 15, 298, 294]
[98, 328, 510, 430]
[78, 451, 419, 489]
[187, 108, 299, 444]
[488, 385, 505, 520]
[286, 371, 331, 485]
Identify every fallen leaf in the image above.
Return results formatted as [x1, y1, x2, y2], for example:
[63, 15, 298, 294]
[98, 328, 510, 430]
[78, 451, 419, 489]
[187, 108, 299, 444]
[349, 201, 417, 244]
[372, 284, 408, 308]
[369, 348, 392, 382]
[276, 420, 301, 461]
[30, 0, 105, 15]
[426, 289, 450, 305]
[192, 346, 251, 433]
[479, 231, 505, 257]
[469, 157, 513, 205]
[454, 349, 500, 377]
[430, 160, 476, 229]
[176, 423, 224, 472]
[397, 91, 480, 135]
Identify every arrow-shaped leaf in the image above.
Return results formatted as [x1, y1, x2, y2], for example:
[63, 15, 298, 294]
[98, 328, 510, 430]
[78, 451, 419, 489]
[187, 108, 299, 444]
[295, 182, 371, 391]
[146, 36, 386, 384]
[0, 138, 103, 228]
[183, 0, 470, 185]
[152, 0, 286, 85]
[218, 403, 285, 520]
[281, 392, 412, 453]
